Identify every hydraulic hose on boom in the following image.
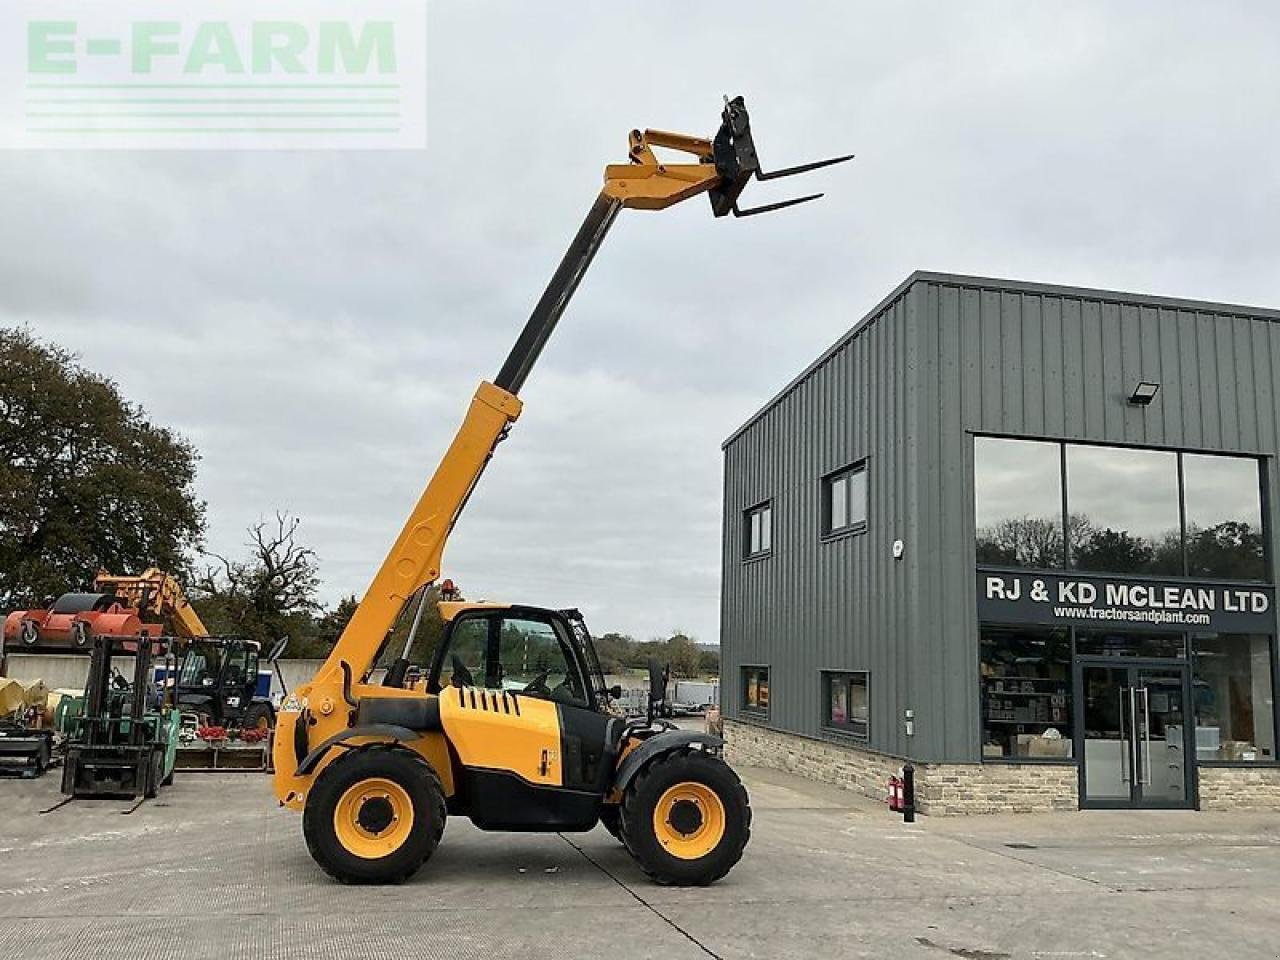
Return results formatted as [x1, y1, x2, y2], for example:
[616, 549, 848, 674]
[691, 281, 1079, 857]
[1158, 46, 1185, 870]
[311, 96, 851, 688]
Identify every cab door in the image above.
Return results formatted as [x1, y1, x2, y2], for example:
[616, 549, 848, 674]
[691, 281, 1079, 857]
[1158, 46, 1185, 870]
[433, 610, 615, 830]
[492, 614, 614, 792]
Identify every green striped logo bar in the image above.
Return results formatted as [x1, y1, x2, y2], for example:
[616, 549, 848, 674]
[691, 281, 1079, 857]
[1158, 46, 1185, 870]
[3, 0, 426, 149]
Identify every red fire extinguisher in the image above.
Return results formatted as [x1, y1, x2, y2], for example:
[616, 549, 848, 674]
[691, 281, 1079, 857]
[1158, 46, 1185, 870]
[888, 775, 904, 812]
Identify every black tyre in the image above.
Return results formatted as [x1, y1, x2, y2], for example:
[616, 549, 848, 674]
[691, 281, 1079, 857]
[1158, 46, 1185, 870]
[242, 701, 274, 732]
[144, 751, 163, 799]
[20, 620, 38, 647]
[599, 804, 624, 843]
[303, 746, 445, 885]
[71, 621, 90, 649]
[619, 748, 750, 886]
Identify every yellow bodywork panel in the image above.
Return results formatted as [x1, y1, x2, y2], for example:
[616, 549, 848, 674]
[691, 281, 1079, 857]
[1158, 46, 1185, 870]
[272, 681, 454, 810]
[93, 567, 209, 638]
[439, 685, 562, 786]
[311, 382, 522, 687]
[437, 600, 510, 622]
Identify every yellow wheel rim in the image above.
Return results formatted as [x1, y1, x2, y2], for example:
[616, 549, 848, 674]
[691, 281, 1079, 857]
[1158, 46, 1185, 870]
[333, 777, 415, 860]
[652, 781, 726, 861]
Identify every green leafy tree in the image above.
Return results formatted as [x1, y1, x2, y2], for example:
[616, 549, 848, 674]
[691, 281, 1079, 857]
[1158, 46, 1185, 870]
[592, 631, 636, 674]
[0, 328, 204, 607]
[663, 631, 702, 678]
[316, 594, 360, 648]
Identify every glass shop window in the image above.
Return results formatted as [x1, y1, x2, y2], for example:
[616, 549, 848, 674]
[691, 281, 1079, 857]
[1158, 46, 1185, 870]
[1182, 454, 1266, 581]
[822, 671, 869, 739]
[980, 626, 1073, 761]
[1075, 631, 1186, 659]
[1066, 444, 1181, 576]
[973, 438, 1064, 568]
[742, 666, 770, 715]
[1192, 634, 1276, 763]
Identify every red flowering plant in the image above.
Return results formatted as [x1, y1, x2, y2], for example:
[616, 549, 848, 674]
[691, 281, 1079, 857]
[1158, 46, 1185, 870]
[196, 725, 228, 744]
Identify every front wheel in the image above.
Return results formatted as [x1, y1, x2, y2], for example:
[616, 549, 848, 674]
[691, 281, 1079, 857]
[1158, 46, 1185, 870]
[144, 751, 163, 799]
[599, 804, 624, 843]
[619, 748, 750, 886]
[303, 746, 445, 885]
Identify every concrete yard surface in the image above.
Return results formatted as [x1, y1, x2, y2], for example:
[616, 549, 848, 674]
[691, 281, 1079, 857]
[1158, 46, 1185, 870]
[1, 765, 1278, 960]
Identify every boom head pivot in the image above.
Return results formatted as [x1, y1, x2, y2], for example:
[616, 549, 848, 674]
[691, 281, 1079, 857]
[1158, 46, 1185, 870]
[709, 95, 854, 217]
[602, 94, 852, 217]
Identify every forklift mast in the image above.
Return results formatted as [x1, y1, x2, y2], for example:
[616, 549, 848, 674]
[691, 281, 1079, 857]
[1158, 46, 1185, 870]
[311, 96, 850, 687]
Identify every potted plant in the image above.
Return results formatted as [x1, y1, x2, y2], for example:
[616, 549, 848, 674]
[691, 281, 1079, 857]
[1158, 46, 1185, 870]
[196, 725, 228, 749]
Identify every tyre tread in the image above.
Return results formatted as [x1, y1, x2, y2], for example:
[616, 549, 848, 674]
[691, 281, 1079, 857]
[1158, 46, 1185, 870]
[303, 744, 446, 885]
[618, 747, 751, 886]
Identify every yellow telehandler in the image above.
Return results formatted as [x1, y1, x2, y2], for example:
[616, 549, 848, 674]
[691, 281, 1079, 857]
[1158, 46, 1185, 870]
[272, 96, 849, 885]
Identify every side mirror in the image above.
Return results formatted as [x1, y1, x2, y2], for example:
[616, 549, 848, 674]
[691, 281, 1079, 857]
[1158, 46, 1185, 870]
[648, 659, 666, 706]
[609, 684, 623, 700]
[266, 635, 290, 662]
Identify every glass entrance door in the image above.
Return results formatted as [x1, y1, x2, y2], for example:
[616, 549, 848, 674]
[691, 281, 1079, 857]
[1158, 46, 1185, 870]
[1078, 662, 1193, 808]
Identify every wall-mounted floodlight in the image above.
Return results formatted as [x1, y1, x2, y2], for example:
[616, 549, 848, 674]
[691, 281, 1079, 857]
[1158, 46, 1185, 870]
[1128, 381, 1160, 406]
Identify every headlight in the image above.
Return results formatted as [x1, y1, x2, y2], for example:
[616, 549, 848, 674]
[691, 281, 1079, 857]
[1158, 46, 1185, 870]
[280, 694, 307, 713]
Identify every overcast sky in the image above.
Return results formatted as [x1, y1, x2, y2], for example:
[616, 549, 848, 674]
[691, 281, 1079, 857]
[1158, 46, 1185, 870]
[5, 3, 1280, 643]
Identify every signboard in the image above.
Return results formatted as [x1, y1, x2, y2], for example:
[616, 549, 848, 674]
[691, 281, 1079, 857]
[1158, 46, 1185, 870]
[977, 570, 1276, 634]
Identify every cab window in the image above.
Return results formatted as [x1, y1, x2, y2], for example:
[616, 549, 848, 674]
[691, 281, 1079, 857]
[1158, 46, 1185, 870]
[223, 644, 250, 688]
[179, 643, 216, 686]
[497, 617, 587, 708]
[445, 618, 489, 688]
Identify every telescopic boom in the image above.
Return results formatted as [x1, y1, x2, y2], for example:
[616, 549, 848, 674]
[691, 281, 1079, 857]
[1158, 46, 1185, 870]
[314, 96, 851, 685]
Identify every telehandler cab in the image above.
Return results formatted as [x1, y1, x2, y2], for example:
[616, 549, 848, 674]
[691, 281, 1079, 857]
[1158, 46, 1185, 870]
[272, 96, 849, 886]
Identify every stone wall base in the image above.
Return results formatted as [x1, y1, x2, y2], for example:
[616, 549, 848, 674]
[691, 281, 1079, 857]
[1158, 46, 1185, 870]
[724, 719, 1076, 815]
[1198, 766, 1280, 810]
[724, 720, 1280, 814]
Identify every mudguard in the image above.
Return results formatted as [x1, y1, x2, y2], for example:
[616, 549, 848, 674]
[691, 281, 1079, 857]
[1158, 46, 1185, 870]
[612, 731, 723, 794]
[295, 724, 420, 776]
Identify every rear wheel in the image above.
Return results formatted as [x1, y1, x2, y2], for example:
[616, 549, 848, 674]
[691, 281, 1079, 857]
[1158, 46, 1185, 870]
[303, 746, 445, 885]
[619, 748, 750, 886]
[242, 702, 274, 732]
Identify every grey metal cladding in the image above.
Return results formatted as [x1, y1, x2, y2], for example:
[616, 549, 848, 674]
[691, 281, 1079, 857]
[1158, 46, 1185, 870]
[722, 271, 1280, 764]
[721, 285, 919, 759]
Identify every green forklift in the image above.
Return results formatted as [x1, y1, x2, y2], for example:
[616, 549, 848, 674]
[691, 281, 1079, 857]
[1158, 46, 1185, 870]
[61, 634, 180, 799]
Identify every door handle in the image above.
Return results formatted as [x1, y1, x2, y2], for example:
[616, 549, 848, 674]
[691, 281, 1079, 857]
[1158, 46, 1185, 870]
[539, 749, 550, 777]
[1129, 688, 1141, 788]
[1119, 688, 1130, 784]
[1140, 687, 1152, 786]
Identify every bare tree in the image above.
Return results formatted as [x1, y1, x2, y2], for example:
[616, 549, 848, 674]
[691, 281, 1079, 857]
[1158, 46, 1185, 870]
[194, 512, 322, 650]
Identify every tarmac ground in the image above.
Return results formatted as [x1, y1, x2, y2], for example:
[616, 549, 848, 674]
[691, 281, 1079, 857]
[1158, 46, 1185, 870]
[1, 764, 1278, 959]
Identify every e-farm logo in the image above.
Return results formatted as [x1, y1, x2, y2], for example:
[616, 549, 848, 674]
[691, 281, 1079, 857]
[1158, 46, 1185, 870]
[1, 1, 426, 149]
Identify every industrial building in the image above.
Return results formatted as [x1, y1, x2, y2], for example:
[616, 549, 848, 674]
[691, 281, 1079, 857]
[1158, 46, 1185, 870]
[720, 271, 1280, 813]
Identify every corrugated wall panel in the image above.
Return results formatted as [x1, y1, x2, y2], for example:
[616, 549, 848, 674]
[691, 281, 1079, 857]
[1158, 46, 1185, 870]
[720, 287, 919, 757]
[723, 272, 1280, 764]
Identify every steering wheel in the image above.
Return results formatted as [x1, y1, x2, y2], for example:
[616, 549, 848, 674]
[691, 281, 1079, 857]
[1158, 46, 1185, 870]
[523, 669, 552, 697]
[450, 654, 475, 688]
